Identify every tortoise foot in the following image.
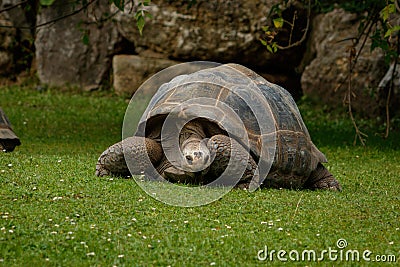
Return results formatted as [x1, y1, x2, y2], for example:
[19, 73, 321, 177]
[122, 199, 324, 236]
[305, 163, 342, 191]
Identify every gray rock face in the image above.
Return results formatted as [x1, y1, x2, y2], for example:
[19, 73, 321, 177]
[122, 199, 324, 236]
[301, 8, 387, 116]
[114, 0, 304, 70]
[35, 0, 120, 89]
[113, 55, 178, 96]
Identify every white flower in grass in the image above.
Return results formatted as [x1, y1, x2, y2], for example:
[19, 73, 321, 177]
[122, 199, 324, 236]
[278, 227, 283, 231]
[86, 252, 95, 256]
[118, 254, 124, 258]
[210, 262, 216, 266]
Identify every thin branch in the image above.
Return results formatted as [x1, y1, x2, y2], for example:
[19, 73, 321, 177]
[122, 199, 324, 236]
[344, 13, 378, 146]
[0, 0, 28, 14]
[0, 0, 98, 29]
[291, 194, 303, 221]
[395, 0, 400, 13]
[276, 0, 311, 50]
[384, 33, 400, 138]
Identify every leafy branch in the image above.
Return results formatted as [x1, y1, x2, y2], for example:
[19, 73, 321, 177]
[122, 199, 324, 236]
[260, 0, 311, 53]
[0, 0, 152, 35]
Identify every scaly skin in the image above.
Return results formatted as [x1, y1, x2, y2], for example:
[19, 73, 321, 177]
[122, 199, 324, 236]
[206, 134, 259, 188]
[95, 137, 162, 177]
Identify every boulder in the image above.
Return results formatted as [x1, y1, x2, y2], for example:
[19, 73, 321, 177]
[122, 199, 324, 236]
[301, 8, 388, 117]
[35, 0, 121, 89]
[113, 55, 179, 96]
[114, 0, 308, 96]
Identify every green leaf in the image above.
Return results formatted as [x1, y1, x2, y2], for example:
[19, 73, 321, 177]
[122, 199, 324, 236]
[273, 17, 284, 29]
[380, 3, 395, 22]
[136, 15, 145, 36]
[260, 39, 267, 46]
[266, 45, 273, 53]
[112, 0, 125, 11]
[39, 0, 56, 6]
[82, 32, 90, 45]
[261, 26, 269, 32]
[385, 25, 400, 38]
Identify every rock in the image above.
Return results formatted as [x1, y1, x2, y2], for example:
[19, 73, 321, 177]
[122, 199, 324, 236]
[113, 55, 179, 96]
[114, 0, 307, 74]
[301, 8, 388, 117]
[35, 0, 121, 89]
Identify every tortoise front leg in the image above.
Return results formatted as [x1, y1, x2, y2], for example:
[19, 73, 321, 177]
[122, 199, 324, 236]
[304, 163, 342, 191]
[207, 135, 259, 189]
[95, 137, 162, 177]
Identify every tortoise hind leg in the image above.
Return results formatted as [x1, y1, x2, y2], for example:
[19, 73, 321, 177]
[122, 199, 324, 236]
[305, 163, 342, 191]
[95, 137, 162, 177]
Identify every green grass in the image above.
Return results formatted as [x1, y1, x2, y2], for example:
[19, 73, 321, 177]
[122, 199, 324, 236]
[1, 85, 399, 266]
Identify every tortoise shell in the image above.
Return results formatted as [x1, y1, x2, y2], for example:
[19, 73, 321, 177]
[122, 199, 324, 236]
[0, 108, 21, 152]
[135, 63, 326, 188]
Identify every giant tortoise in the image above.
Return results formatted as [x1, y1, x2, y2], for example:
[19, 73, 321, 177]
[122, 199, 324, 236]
[96, 63, 341, 191]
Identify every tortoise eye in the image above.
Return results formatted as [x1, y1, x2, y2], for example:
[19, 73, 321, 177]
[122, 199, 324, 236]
[186, 155, 193, 163]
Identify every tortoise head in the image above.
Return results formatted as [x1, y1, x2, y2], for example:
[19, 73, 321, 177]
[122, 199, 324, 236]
[181, 138, 211, 173]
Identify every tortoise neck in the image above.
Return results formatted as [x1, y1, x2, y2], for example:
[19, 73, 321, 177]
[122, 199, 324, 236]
[179, 120, 206, 146]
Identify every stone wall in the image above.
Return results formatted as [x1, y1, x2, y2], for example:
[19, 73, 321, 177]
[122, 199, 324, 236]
[1, 1, 397, 117]
[32, 0, 307, 96]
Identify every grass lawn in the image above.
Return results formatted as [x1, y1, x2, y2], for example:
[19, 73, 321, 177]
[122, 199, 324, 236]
[0, 84, 399, 266]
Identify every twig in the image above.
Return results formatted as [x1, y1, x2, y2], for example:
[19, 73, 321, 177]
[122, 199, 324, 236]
[344, 12, 380, 146]
[384, 33, 400, 138]
[0, 0, 28, 14]
[291, 194, 303, 221]
[395, 0, 400, 13]
[0, 0, 97, 29]
[276, 0, 311, 50]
